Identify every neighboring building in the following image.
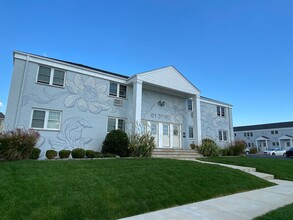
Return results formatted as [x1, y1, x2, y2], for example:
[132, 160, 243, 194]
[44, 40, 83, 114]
[234, 122, 293, 152]
[5, 51, 234, 158]
[0, 112, 5, 133]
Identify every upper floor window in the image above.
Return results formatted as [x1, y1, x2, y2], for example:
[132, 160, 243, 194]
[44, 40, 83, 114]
[271, 130, 278, 135]
[31, 109, 61, 130]
[109, 82, 127, 98]
[187, 99, 193, 111]
[218, 130, 227, 141]
[217, 106, 226, 117]
[37, 66, 65, 87]
[107, 117, 126, 132]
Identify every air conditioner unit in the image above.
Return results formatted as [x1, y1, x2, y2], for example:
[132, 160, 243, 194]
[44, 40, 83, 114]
[114, 99, 123, 106]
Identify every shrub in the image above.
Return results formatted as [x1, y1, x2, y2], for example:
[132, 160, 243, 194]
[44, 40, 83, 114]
[29, 148, 41, 159]
[221, 147, 233, 156]
[95, 152, 103, 158]
[229, 140, 246, 156]
[250, 147, 257, 154]
[86, 150, 95, 158]
[128, 133, 155, 157]
[59, 150, 71, 159]
[103, 153, 117, 158]
[198, 138, 220, 157]
[0, 129, 40, 160]
[102, 130, 129, 157]
[72, 148, 86, 159]
[46, 150, 57, 159]
[190, 144, 196, 149]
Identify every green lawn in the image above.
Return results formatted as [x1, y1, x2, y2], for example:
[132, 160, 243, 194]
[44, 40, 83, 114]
[200, 157, 293, 181]
[254, 203, 293, 220]
[0, 158, 273, 219]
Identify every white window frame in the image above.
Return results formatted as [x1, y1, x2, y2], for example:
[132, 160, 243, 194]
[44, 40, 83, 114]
[30, 108, 62, 130]
[187, 99, 193, 111]
[218, 130, 228, 141]
[188, 126, 194, 139]
[107, 117, 126, 132]
[36, 65, 66, 87]
[216, 106, 226, 117]
[109, 82, 127, 98]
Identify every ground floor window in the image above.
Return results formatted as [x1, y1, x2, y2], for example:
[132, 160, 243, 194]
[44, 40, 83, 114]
[218, 130, 227, 141]
[189, 126, 194, 139]
[107, 117, 126, 132]
[31, 109, 61, 130]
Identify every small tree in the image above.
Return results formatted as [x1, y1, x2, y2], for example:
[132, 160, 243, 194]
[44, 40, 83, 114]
[102, 130, 129, 157]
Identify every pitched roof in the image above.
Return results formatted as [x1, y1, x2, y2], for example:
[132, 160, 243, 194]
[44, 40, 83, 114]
[0, 112, 5, 119]
[234, 121, 293, 132]
[14, 51, 129, 79]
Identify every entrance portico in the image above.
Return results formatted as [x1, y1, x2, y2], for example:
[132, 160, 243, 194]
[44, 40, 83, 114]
[129, 66, 201, 148]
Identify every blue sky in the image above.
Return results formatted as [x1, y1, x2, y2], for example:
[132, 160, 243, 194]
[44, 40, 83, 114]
[0, 0, 293, 126]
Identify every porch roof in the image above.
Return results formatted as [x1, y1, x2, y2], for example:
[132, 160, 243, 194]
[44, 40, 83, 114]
[256, 136, 269, 141]
[278, 135, 293, 140]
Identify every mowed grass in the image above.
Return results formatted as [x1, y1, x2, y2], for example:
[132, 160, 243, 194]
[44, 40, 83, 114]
[254, 203, 293, 220]
[0, 158, 273, 219]
[200, 157, 293, 181]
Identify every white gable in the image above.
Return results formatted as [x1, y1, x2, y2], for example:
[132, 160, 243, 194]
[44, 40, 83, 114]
[135, 66, 200, 95]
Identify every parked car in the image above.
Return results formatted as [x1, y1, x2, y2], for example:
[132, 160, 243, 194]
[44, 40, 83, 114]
[263, 148, 286, 156]
[284, 147, 293, 158]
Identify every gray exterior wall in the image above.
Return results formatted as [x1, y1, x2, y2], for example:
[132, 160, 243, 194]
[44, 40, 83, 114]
[200, 101, 233, 147]
[5, 52, 234, 158]
[234, 128, 293, 150]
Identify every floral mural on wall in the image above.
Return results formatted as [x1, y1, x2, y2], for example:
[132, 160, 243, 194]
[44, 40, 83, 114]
[64, 75, 112, 114]
[49, 117, 92, 150]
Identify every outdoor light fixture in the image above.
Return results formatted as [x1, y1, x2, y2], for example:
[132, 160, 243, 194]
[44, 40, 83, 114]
[158, 100, 165, 107]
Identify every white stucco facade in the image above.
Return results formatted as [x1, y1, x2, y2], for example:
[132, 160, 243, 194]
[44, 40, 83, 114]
[5, 51, 234, 158]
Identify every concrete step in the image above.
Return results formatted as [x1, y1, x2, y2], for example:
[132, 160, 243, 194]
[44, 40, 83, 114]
[152, 149, 203, 159]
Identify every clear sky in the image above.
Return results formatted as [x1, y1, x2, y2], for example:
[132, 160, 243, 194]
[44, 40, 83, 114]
[0, 0, 292, 126]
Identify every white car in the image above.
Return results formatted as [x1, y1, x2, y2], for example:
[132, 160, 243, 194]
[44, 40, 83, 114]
[264, 148, 286, 156]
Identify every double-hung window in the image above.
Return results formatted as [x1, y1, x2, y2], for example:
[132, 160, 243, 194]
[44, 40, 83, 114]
[187, 99, 193, 111]
[107, 118, 126, 132]
[31, 109, 62, 130]
[37, 66, 65, 87]
[109, 82, 127, 98]
[216, 106, 226, 117]
[218, 130, 227, 141]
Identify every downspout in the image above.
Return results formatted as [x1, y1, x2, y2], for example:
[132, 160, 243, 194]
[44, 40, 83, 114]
[14, 55, 29, 128]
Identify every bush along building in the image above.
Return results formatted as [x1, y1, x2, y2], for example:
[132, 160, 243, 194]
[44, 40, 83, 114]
[234, 121, 293, 152]
[5, 51, 234, 159]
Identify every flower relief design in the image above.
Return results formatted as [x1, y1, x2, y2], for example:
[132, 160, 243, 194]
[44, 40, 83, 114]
[49, 117, 92, 150]
[64, 75, 111, 114]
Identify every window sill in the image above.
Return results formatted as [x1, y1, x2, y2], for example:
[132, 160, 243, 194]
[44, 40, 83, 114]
[36, 82, 65, 89]
[30, 127, 60, 132]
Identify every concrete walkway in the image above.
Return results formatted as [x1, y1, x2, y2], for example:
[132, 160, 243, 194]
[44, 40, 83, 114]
[121, 160, 293, 220]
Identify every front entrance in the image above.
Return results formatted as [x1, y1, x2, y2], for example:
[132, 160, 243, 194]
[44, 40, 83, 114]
[144, 121, 181, 148]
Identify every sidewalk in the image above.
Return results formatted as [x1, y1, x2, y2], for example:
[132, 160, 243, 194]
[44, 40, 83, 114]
[120, 160, 293, 220]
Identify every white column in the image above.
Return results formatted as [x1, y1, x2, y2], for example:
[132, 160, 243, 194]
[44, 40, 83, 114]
[132, 79, 143, 133]
[228, 107, 234, 144]
[192, 95, 202, 146]
[290, 139, 293, 148]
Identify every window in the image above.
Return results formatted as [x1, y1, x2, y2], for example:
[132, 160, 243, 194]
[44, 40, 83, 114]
[109, 82, 127, 98]
[244, 133, 246, 137]
[218, 130, 227, 141]
[250, 132, 253, 137]
[173, 125, 179, 136]
[271, 130, 278, 135]
[217, 106, 225, 117]
[187, 99, 193, 111]
[234, 133, 236, 136]
[107, 118, 126, 132]
[31, 109, 61, 130]
[272, 142, 275, 146]
[189, 126, 194, 139]
[37, 66, 65, 87]
[163, 125, 169, 136]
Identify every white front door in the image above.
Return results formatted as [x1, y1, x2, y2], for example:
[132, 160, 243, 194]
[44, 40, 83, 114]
[172, 124, 180, 148]
[162, 124, 170, 147]
[150, 122, 158, 147]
